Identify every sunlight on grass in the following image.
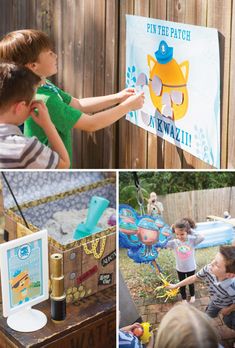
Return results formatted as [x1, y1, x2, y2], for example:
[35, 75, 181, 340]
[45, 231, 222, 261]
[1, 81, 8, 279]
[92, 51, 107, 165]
[120, 246, 219, 301]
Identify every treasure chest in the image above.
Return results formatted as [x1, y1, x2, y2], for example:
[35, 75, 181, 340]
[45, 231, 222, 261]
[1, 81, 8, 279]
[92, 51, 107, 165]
[0, 172, 116, 303]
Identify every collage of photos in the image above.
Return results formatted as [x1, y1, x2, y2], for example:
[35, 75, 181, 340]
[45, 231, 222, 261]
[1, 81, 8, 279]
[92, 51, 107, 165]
[119, 172, 235, 348]
[0, 0, 234, 348]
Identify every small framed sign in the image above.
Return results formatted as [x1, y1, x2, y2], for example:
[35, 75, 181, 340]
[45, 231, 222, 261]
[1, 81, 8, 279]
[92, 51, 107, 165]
[0, 230, 48, 332]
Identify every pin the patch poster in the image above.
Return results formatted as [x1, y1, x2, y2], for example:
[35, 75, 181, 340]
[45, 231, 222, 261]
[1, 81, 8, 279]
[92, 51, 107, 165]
[126, 15, 220, 168]
[7, 240, 43, 308]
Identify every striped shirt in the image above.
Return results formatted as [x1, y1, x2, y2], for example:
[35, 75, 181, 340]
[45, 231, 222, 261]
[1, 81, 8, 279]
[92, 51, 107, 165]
[196, 264, 235, 308]
[0, 124, 59, 169]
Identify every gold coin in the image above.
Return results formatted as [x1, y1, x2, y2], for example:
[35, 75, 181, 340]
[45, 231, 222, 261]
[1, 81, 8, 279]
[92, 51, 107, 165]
[78, 285, 84, 292]
[66, 294, 73, 303]
[73, 292, 79, 300]
[72, 287, 77, 293]
[66, 287, 72, 295]
[80, 290, 86, 298]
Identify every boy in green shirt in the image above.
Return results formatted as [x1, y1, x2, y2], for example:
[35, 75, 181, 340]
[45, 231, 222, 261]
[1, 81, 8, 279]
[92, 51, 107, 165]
[0, 29, 144, 166]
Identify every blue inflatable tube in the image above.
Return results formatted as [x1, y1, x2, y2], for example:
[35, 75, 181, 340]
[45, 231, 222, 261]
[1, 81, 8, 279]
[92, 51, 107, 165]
[195, 221, 233, 249]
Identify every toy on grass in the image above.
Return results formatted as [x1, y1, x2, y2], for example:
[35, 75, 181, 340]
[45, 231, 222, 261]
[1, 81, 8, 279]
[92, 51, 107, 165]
[133, 322, 153, 344]
[73, 196, 109, 240]
[155, 273, 179, 302]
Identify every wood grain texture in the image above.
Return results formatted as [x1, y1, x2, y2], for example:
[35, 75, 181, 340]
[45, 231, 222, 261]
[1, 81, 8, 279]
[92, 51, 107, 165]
[130, 0, 149, 169]
[207, 0, 233, 169]
[227, 0, 235, 168]
[0, 286, 116, 348]
[147, 0, 167, 168]
[72, 0, 85, 168]
[0, 180, 4, 214]
[103, 0, 118, 169]
[118, 0, 135, 168]
[159, 186, 235, 225]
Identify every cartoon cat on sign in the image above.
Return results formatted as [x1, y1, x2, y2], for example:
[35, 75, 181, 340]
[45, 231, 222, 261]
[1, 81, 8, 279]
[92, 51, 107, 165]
[137, 40, 189, 121]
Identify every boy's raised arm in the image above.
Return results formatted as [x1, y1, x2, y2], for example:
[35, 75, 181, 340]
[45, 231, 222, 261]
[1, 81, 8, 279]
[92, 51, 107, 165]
[70, 88, 135, 113]
[30, 101, 70, 169]
[73, 92, 145, 132]
[167, 274, 199, 289]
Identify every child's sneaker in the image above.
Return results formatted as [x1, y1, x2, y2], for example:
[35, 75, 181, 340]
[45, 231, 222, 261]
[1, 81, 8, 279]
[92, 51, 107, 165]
[182, 299, 187, 303]
[189, 296, 195, 303]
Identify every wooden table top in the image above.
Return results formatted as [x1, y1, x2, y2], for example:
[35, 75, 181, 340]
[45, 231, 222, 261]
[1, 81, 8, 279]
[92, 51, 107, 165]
[0, 286, 116, 348]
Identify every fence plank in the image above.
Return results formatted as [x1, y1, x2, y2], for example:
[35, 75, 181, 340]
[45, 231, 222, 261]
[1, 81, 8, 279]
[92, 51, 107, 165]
[147, 0, 167, 168]
[81, 0, 98, 168]
[227, 0, 235, 168]
[72, 0, 85, 168]
[207, 0, 233, 169]
[159, 186, 234, 225]
[118, 0, 135, 168]
[103, 0, 118, 168]
[86, 0, 106, 168]
[128, 0, 149, 169]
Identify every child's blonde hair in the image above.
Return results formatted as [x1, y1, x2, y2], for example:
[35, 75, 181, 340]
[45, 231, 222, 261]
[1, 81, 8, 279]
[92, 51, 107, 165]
[155, 303, 218, 348]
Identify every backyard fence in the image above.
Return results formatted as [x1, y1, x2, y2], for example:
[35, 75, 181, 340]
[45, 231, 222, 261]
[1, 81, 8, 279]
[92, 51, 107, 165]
[0, 0, 234, 169]
[159, 186, 235, 225]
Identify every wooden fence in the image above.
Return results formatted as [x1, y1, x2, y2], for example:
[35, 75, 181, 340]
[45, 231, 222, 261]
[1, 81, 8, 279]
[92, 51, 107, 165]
[0, 0, 234, 169]
[158, 186, 235, 225]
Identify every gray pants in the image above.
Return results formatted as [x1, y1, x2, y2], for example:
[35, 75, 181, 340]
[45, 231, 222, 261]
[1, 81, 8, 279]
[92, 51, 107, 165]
[206, 301, 235, 330]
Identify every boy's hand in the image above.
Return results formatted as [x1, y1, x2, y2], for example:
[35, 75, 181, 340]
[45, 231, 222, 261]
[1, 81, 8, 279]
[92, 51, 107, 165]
[116, 88, 135, 103]
[220, 307, 232, 316]
[121, 322, 142, 334]
[30, 100, 53, 129]
[121, 91, 145, 111]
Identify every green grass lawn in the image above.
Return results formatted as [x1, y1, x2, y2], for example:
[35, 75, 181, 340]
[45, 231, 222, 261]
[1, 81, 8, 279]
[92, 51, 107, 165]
[120, 246, 219, 301]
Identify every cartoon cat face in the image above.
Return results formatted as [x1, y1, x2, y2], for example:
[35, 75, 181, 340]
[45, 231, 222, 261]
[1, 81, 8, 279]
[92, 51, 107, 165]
[147, 41, 189, 121]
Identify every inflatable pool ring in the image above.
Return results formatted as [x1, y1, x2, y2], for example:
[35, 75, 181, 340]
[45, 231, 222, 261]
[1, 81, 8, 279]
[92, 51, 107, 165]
[195, 221, 234, 249]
